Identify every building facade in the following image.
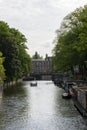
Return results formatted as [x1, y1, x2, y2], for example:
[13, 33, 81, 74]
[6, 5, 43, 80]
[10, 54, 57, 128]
[31, 55, 52, 74]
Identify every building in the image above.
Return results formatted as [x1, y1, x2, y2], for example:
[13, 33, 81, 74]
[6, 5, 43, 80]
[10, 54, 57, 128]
[31, 55, 52, 74]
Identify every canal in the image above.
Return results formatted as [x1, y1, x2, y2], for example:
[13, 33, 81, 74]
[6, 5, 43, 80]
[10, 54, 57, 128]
[0, 81, 87, 130]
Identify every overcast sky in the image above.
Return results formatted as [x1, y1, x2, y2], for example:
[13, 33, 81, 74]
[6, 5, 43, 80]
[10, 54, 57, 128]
[0, 0, 87, 57]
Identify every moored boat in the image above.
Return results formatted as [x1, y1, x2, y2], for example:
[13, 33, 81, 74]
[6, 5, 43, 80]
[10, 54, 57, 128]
[62, 92, 71, 99]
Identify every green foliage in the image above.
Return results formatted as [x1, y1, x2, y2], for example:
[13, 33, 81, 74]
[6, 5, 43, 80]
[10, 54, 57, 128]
[0, 52, 5, 83]
[0, 21, 31, 81]
[53, 5, 87, 73]
[32, 51, 43, 59]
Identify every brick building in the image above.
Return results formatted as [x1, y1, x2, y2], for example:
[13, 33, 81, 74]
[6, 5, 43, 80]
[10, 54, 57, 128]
[31, 55, 52, 74]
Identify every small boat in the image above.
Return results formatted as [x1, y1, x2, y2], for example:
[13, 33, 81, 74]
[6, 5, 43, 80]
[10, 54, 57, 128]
[62, 92, 71, 99]
[30, 81, 37, 87]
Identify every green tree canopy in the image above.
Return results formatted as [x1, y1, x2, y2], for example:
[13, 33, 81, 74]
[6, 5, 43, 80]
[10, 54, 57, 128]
[52, 5, 87, 73]
[0, 21, 31, 81]
[32, 51, 43, 59]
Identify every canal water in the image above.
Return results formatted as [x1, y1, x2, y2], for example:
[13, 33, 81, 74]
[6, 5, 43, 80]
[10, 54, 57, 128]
[0, 81, 87, 130]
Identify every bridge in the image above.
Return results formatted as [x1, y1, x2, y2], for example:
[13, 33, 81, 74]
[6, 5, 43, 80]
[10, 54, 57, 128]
[30, 72, 64, 80]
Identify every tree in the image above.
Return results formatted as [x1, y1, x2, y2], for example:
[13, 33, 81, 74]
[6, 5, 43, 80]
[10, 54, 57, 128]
[0, 52, 5, 84]
[32, 51, 43, 59]
[52, 5, 87, 78]
[9, 28, 31, 80]
[0, 21, 31, 81]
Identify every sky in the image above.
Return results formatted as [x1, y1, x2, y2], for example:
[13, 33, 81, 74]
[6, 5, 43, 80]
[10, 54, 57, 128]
[0, 0, 87, 58]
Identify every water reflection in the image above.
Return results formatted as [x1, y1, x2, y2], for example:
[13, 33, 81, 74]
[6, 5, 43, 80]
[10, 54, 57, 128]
[0, 81, 87, 130]
[0, 83, 28, 130]
[53, 88, 80, 117]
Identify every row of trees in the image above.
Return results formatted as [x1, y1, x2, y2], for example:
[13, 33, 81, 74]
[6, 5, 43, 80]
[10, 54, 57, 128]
[52, 5, 87, 79]
[0, 21, 31, 83]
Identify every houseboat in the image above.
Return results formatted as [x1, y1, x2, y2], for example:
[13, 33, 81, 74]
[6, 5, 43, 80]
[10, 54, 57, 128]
[70, 85, 87, 116]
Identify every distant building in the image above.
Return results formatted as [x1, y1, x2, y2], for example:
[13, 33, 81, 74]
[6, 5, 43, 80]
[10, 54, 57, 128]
[31, 55, 52, 74]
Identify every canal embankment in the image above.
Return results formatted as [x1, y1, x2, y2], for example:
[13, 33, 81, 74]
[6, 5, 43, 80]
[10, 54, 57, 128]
[1, 79, 22, 90]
